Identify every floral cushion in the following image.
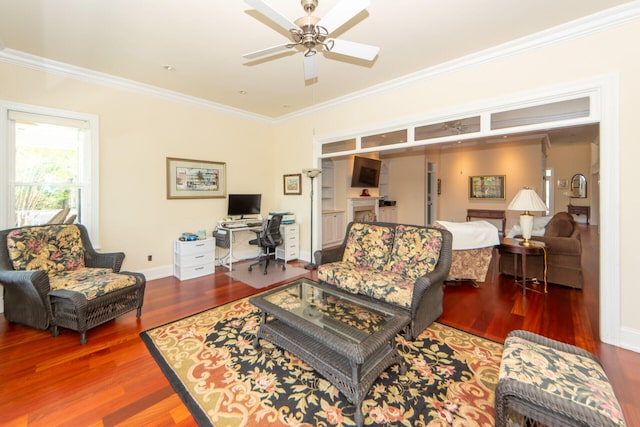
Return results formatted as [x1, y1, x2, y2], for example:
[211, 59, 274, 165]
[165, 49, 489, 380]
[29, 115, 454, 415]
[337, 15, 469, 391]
[384, 225, 442, 281]
[7, 225, 136, 301]
[7, 225, 85, 274]
[500, 335, 626, 426]
[317, 261, 413, 308]
[341, 223, 395, 270]
[50, 269, 136, 301]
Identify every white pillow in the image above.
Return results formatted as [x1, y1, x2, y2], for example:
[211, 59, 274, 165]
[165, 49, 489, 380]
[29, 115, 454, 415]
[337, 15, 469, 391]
[506, 216, 551, 238]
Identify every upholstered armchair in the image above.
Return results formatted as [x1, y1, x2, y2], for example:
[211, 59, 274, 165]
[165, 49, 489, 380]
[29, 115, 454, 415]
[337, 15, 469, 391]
[499, 212, 583, 288]
[0, 224, 145, 344]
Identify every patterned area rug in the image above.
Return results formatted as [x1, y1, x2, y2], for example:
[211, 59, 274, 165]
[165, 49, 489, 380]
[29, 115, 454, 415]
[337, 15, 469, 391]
[141, 296, 502, 426]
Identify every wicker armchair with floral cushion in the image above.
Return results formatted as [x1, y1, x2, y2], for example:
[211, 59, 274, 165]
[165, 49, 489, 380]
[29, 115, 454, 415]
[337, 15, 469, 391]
[0, 224, 145, 344]
[314, 221, 452, 339]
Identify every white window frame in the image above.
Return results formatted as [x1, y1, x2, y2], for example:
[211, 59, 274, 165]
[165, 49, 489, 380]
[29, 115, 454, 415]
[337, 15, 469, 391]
[0, 101, 100, 244]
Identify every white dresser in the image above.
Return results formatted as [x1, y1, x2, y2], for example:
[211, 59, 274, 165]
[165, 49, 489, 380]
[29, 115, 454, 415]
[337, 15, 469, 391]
[174, 237, 215, 280]
[276, 223, 299, 262]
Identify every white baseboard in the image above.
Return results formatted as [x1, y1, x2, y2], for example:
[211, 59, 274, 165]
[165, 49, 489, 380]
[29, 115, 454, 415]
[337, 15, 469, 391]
[619, 326, 640, 353]
[136, 264, 173, 281]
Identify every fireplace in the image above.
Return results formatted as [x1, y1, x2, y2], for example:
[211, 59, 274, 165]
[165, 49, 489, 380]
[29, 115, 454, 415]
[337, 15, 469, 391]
[348, 198, 380, 223]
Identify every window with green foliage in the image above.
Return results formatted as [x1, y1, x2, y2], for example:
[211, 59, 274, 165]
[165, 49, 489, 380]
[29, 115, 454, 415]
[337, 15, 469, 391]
[1, 104, 99, 240]
[14, 121, 83, 226]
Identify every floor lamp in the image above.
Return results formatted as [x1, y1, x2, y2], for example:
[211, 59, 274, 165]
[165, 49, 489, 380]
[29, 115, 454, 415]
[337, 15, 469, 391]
[303, 168, 322, 270]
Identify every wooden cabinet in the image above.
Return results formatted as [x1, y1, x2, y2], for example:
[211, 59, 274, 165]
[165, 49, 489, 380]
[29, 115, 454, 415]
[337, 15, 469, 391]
[276, 223, 299, 262]
[322, 211, 345, 248]
[378, 206, 398, 223]
[173, 238, 215, 280]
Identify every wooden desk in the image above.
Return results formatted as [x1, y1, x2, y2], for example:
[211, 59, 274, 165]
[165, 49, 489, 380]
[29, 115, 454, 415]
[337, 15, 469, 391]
[568, 204, 590, 224]
[466, 209, 506, 235]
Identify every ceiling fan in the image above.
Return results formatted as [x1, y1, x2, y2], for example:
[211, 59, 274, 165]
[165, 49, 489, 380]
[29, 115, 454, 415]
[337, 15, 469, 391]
[243, 0, 379, 81]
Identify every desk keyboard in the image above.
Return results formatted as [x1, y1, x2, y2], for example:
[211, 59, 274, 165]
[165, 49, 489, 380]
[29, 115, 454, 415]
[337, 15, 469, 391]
[225, 224, 246, 229]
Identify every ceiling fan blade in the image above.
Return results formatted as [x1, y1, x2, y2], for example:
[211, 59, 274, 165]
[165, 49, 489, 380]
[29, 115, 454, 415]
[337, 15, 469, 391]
[243, 43, 292, 60]
[329, 39, 379, 61]
[318, 0, 370, 34]
[245, 0, 297, 32]
[303, 55, 318, 81]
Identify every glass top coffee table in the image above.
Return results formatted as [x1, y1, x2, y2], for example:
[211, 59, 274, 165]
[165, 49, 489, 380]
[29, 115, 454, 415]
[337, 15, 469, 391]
[250, 278, 410, 426]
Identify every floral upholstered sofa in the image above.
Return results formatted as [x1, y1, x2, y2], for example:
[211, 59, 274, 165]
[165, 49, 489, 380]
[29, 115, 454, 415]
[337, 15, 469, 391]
[315, 221, 452, 339]
[0, 224, 145, 344]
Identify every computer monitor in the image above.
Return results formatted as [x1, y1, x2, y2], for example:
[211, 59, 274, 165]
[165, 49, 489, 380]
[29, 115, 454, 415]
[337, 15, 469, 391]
[227, 194, 261, 218]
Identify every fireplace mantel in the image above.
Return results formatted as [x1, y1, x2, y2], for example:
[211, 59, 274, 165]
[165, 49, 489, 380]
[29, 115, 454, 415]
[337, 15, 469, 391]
[347, 197, 380, 223]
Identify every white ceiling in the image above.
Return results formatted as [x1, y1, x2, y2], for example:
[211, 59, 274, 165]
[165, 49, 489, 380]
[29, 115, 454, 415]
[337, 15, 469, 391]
[0, 0, 633, 119]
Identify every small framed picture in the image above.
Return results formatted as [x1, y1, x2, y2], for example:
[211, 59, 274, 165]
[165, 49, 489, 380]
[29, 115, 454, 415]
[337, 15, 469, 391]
[557, 179, 568, 189]
[468, 175, 506, 200]
[283, 173, 302, 195]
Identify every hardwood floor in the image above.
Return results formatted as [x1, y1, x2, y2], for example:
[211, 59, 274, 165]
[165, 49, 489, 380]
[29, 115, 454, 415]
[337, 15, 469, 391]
[1, 225, 638, 426]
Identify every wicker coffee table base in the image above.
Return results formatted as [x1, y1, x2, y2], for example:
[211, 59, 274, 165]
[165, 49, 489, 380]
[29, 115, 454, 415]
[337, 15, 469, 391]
[254, 317, 406, 426]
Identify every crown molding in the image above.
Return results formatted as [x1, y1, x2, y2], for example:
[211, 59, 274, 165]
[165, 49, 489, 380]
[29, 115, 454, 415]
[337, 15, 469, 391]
[277, 1, 640, 123]
[1, 2, 638, 124]
[0, 48, 272, 123]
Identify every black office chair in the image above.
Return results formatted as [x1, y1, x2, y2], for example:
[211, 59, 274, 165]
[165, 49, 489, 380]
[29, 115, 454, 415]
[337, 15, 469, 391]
[248, 214, 286, 275]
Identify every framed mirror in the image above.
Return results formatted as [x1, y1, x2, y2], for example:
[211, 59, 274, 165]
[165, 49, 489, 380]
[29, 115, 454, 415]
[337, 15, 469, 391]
[570, 174, 587, 198]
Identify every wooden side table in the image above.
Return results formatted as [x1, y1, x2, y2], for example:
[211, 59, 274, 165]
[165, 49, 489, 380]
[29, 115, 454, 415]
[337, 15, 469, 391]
[499, 238, 547, 295]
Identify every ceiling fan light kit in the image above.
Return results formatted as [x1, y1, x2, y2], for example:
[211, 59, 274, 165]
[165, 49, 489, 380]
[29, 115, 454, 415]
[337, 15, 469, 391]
[244, 0, 379, 80]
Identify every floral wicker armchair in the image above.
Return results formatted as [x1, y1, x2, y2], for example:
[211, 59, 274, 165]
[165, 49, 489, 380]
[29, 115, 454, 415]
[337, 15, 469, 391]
[0, 224, 145, 344]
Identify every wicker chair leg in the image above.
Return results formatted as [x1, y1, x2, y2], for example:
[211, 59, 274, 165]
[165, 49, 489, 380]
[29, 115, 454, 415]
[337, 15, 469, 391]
[136, 307, 142, 317]
[80, 331, 87, 345]
[52, 325, 59, 337]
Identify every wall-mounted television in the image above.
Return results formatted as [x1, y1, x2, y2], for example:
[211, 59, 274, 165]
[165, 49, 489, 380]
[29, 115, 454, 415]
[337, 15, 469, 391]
[350, 156, 382, 188]
[227, 194, 261, 218]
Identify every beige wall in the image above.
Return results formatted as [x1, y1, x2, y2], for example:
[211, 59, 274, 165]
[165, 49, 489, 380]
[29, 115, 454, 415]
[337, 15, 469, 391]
[322, 140, 587, 234]
[438, 142, 543, 230]
[1, 18, 639, 347]
[385, 155, 427, 225]
[0, 61, 277, 273]
[277, 20, 640, 343]
[547, 142, 593, 223]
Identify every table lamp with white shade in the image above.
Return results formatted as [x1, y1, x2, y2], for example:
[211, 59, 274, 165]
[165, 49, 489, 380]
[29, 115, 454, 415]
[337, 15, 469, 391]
[507, 187, 548, 246]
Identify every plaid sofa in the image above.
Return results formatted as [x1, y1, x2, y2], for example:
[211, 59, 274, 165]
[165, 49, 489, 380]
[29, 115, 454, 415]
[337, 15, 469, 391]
[315, 221, 452, 339]
[0, 224, 145, 344]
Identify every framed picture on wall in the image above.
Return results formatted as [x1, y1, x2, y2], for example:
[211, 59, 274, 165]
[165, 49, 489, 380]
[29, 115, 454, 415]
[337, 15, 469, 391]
[166, 157, 226, 199]
[283, 173, 302, 195]
[468, 175, 506, 200]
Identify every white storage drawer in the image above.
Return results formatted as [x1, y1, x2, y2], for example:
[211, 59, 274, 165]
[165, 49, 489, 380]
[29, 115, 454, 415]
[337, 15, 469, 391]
[174, 238, 215, 256]
[276, 224, 299, 262]
[175, 252, 212, 267]
[174, 237, 215, 280]
[174, 262, 215, 280]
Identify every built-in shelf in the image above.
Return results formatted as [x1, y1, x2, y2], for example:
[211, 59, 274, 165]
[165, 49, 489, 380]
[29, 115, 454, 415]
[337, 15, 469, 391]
[379, 161, 389, 199]
[322, 159, 335, 211]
